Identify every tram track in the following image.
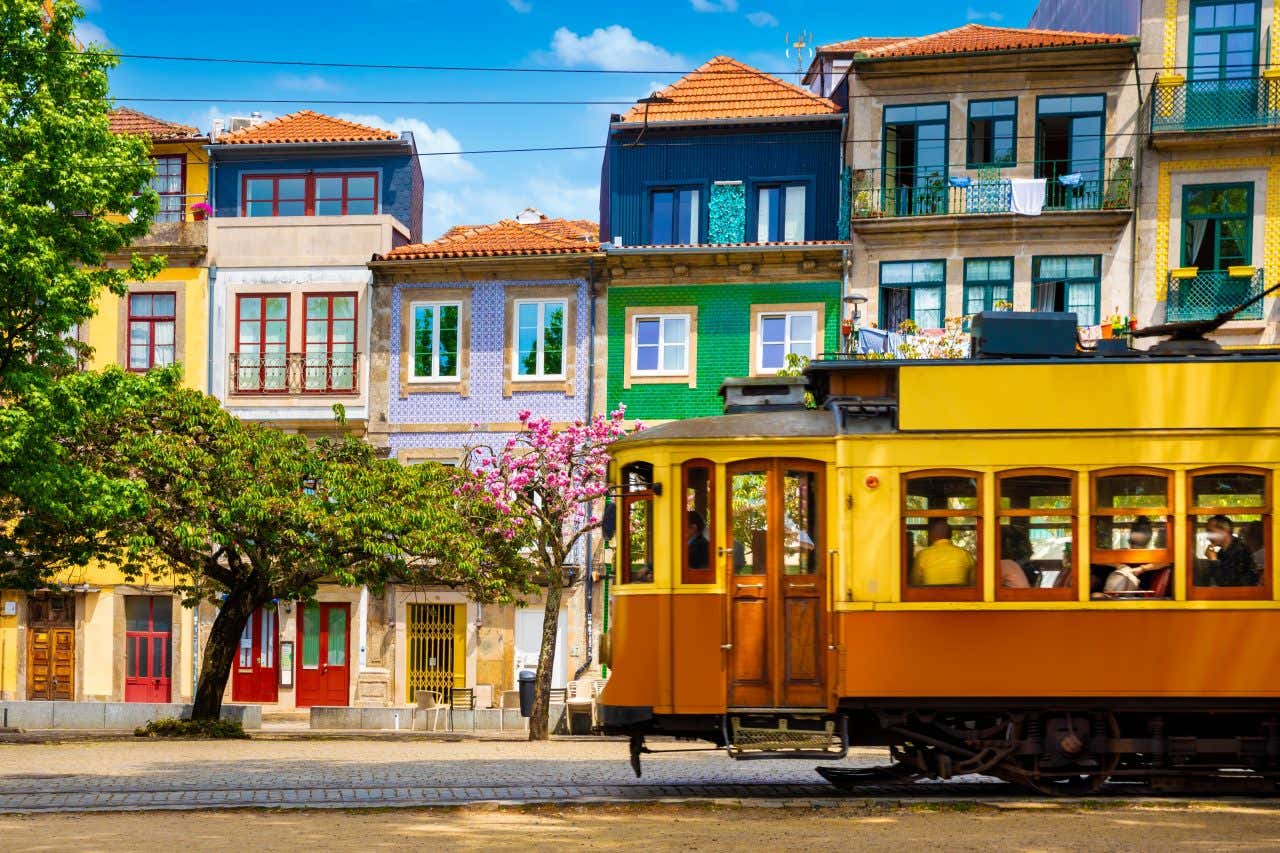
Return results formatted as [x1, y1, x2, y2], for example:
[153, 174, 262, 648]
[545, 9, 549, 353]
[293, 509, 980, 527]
[0, 777, 1275, 814]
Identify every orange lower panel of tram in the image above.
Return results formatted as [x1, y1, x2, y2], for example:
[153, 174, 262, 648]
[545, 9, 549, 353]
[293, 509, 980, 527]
[602, 595, 1280, 715]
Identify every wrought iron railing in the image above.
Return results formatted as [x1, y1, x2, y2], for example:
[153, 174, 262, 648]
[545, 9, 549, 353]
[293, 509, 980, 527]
[228, 351, 360, 395]
[1150, 75, 1280, 133]
[848, 158, 1133, 220]
[1166, 268, 1265, 322]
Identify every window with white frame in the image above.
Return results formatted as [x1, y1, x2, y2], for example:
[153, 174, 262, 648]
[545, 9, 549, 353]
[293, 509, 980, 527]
[410, 302, 462, 381]
[756, 184, 807, 242]
[757, 310, 817, 372]
[514, 299, 567, 379]
[632, 314, 690, 375]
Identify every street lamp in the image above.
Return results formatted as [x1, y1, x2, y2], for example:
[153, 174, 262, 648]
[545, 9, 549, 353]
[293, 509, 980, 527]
[842, 294, 869, 354]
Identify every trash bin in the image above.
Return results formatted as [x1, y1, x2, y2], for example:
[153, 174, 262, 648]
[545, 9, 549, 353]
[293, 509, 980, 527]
[518, 670, 536, 717]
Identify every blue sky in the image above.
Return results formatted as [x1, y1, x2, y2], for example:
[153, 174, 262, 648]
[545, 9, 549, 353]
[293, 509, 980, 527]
[80, 0, 1040, 239]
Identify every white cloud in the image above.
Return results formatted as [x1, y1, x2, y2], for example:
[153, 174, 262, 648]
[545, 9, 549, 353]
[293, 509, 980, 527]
[746, 11, 779, 27]
[548, 25, 686, 71]
[966, 6, 1005, 21]
[273, 73, 340, 93]
[691, 0, 738, 10]
[507, 0, 532, 10]
[74, 20, 109, 46]
[337, 113, 479, 184]
[420, 175, 599, 243]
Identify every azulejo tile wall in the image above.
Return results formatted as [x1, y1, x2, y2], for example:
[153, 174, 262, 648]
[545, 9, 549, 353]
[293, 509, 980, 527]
[386, 278, 593, 459]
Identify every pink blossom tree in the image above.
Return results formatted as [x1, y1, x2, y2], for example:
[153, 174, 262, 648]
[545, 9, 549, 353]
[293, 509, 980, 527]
[466, 407, 634, 740]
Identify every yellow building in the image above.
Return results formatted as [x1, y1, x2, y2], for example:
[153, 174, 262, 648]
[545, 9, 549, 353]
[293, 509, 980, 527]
[0, 109, 211, 704]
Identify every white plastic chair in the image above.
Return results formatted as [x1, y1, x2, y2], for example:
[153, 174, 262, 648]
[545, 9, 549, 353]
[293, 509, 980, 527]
[415, 690, 447, 732]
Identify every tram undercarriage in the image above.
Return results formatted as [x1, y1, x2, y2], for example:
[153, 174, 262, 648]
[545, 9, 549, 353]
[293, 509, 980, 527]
[611, 702, 1280, 795]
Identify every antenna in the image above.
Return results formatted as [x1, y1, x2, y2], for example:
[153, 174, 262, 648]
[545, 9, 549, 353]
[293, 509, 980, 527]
[785, 31, 816, 77]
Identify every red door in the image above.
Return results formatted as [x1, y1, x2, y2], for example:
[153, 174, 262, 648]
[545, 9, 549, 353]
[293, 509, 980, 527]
[232, 607, 279, 703]
[295, 603, 349, 707]
[124, 596, 172, 703]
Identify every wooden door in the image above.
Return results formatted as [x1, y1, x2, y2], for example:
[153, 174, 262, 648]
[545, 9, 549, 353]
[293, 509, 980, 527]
[124, 596, 172, 703]
[296, 603, 349, 707]
[726, 460, 827, 709]
[232, 607, 279, 703]
[27, 594, 75, 701]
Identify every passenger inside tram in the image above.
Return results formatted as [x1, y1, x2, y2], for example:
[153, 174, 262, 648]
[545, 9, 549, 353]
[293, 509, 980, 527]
[913, 518, 976, 586]
[1199, 514, 1260, 588]
[999, 525, 1032, 589]
[1091, 516, 1172, 598]
[1243, 521, 1266, 573]
[686, 511, 710, 570]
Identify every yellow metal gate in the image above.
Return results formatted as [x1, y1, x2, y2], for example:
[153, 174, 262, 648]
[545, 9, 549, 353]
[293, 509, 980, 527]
[406, 603, 465, 704]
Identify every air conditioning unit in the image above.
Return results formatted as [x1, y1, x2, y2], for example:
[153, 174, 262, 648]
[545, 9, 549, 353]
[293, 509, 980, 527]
[227, 116, 256, 132]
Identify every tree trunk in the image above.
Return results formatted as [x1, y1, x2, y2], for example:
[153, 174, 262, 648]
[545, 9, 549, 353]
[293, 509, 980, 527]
[527, 579, 565, 741]
[190, 586, 260, 721]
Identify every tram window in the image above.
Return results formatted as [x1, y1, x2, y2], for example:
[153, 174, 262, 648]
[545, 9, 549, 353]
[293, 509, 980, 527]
[996, 472, 1075, 599]
[731, 469, 768, 575]
[1090, 471, 1172, 600]
[620, 462, 655, 584]
[783, 469, 819, 576]
[683, 461, 715, 584]
[903, 473, 981, 600]
[1189, 470, 1269, 597]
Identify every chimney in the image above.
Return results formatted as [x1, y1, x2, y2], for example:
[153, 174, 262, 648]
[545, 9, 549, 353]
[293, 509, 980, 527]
[211, 118, 224, 140]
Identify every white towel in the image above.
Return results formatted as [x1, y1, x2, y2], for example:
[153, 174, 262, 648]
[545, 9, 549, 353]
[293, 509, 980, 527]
[1010, 178, 1047, 216]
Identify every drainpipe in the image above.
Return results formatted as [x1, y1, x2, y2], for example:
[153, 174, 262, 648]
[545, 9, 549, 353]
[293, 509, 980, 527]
[574, 258, 598, 681]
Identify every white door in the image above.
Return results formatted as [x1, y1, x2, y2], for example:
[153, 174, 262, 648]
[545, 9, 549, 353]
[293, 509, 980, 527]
[514, 608, 566, 688]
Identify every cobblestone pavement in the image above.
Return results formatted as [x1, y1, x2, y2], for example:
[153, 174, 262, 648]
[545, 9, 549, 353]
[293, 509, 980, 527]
[0, 739, 910, 813]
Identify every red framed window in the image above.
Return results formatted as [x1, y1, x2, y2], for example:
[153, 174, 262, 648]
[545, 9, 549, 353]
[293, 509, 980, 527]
[242, 173, 378, 217]
[303, 293, 358, 392]
[151, 155, 186, 222]
[127, 292, 176, 371]
[235, 294, 289, 393]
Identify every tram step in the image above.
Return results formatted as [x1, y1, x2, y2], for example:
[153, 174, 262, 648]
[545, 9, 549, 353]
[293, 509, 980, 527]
[726, 715, 848, 760]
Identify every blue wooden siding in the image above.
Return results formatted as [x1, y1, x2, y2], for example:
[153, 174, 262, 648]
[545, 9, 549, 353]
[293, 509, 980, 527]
[603, 124, 843, 245]
[211, 151, 422, 240]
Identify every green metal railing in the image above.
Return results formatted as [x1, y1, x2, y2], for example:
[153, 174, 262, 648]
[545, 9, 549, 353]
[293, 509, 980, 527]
[1166, 268, 1265, 322]
[848, 158, 1133, 221]
[1150, 75, 1280, 133]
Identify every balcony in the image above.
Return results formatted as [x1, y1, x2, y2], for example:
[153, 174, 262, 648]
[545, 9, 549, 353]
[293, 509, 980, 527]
[228, 352, 360, 396]
[1150, 75, 1280, 136]
[849, 158, 1133, 223]
[1166, 268, 1265, 323]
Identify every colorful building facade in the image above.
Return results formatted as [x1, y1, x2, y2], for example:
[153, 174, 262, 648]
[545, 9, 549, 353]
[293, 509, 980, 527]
[367, 211, 606, 699]
[601, 57, 847, 424]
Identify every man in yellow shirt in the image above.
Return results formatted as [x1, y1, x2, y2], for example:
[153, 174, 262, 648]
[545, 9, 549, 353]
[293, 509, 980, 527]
[912, 518, 975, 586]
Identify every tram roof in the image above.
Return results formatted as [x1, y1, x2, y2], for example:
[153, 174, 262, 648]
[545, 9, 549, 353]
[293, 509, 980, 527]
[614, 410, 837, 446]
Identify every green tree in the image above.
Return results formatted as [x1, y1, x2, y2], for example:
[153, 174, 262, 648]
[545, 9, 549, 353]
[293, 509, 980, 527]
[4, 368, 534, 720]
[0, 0, 162, 392]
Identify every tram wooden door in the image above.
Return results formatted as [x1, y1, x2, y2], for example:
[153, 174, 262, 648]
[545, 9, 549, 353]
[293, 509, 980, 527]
[296, 603, 350, 707]
[726, 460, 826, 709]
[232, 607, 279, 704]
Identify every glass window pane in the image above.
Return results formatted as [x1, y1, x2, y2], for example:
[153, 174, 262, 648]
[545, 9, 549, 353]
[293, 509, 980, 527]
[262, 610, 275, 667]
[315, 200, 343, 216]
[125, 597, 150, 632]
[278, 178, 306, 200]
[1193, 514, 1265, 588]
[782, 470, 819, 575]
[1098, 474, 1168, 509]
[783, 185, 805, 242]
[278, 201, 306, 216]
[635, 344, 659, 371]
[130, 294, 152, 317]
[678, 189, 699, 244]
[302, 605, 319, 668]
[626, 498, 653, 583]
[246, 179, 274, 201]
[761, 315, 786, 344]
[306, 320, 328, 345]
[661, 342, 684, 371]
[152, 294, 175, 316]
[150, 598, 171, 632]
[348, 176, 376, 198]
[306, 297, 329, 320]
[332, 296, 355, 320]
[1193, 472, 1266, 507]
[731, 470, 768, 575]
[414, 307, 434, 376]
[663, 316, 688, 345]
[347, 199, 375, 215]
[789, 313, 814, 343]
[265, 298, 288, 320]
[684, 465, 713, 577]
[650, 191, 673, 243]
[327, 608, 346, 665]
[635, 318, 660, 346]
[153, 322, 174, 346]
[314, 177, 342, 198]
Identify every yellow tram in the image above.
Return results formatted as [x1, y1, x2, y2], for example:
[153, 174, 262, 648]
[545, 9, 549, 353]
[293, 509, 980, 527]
[598, 317, 1280, 792]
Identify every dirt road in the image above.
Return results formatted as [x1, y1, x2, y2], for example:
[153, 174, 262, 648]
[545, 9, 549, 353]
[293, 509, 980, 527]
[5, 801, 1280, 852]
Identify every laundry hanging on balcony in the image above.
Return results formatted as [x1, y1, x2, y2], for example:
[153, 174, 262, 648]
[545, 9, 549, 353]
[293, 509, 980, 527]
[1058, 173, 1084, 187]
[1010, 178, 1047, 216]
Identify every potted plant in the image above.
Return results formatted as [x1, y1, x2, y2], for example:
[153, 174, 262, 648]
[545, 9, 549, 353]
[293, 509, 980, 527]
[190, 201, 212, 221]
[1102, 157, 1133, 210]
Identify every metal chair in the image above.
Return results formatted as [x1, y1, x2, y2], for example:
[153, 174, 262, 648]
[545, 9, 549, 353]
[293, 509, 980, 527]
[449, 687, 475, 732]
[415, 690, 448, 732]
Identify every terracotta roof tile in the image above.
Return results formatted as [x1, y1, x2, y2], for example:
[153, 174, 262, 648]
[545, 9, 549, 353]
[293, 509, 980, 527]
[108, 107, 202, 140]
[856, 24, 1133, 59]
[378, 218, 602, 261]
[817, 36, 909, 54]
[618, 56, 839, 124]
[216, 110, 400, 145]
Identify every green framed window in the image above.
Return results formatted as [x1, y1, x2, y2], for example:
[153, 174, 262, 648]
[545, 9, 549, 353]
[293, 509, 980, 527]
[883, 103, 949, 217]
[880, 260, 945, 330]
[1035, 94, 1105, 209]
[410, 302, 461, 381]
[963, 258, 1014, 315]
[1189, 0, 1260, 81]
[1182, 183, 1253, 271]
[967, 99, 1017, 168]
[1032, 255, 1101, 326]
